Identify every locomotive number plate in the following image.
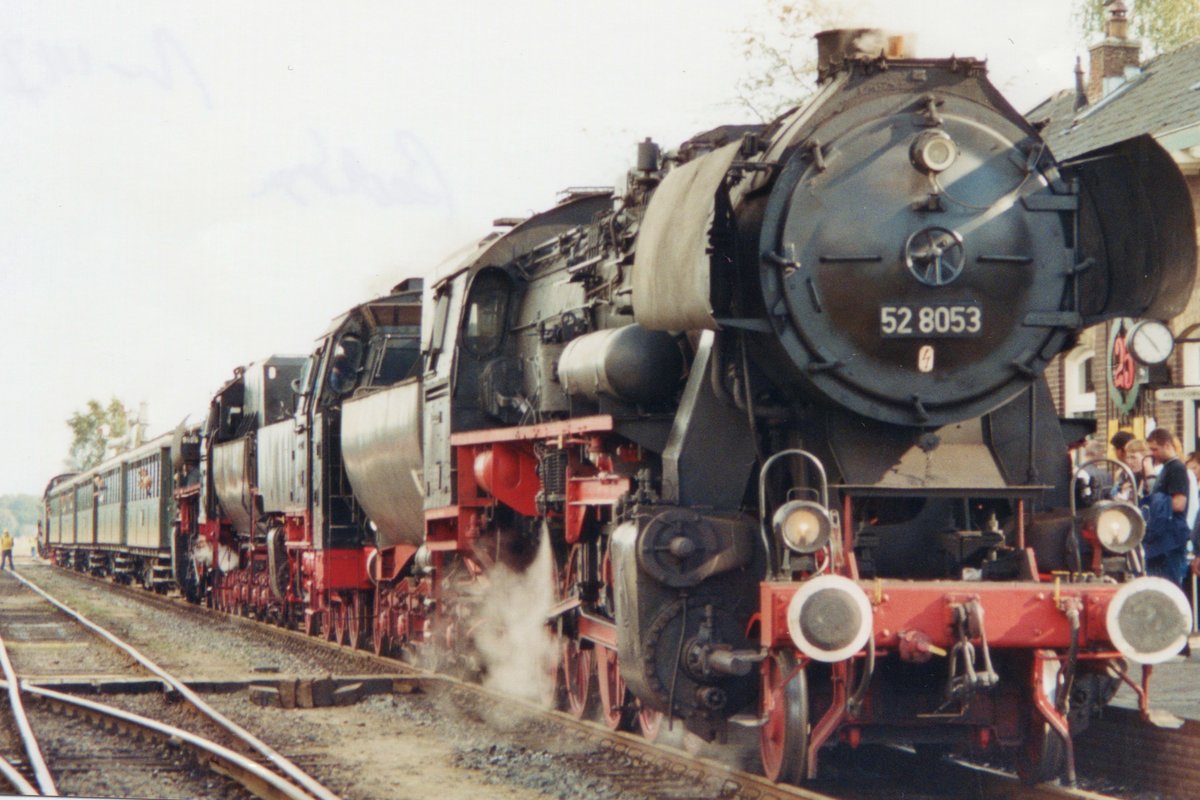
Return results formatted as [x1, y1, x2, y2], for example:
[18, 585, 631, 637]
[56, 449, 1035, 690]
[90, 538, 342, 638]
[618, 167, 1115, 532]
[880, 303, 982, 338]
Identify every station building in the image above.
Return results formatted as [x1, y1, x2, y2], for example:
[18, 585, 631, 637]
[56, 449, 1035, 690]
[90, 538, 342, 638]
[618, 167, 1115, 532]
[1034, 2, 1200, 451]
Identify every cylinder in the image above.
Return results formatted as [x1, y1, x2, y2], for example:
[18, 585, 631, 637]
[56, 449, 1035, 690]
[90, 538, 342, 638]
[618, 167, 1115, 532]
[558, 325, 683, 405]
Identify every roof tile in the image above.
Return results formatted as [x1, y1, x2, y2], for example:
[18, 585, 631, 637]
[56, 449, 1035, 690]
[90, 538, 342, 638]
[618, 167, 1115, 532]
[1027, 39, 1200, 160]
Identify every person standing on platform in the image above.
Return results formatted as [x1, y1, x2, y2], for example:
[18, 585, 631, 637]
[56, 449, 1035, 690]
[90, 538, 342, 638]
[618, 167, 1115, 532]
[1185, 452, 1200, 537]
[1114, 438, 1150, 501]
[1111, 430, 1134, 462]
[1075, 435, 1114, 506]
[1143, 429, 1191, 587]
[1189, 453, 1200, 581]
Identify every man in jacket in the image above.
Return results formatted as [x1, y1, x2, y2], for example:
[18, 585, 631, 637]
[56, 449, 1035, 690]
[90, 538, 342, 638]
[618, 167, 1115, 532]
[0, 529, 13, 570]
[1145, 428, 1190, 586]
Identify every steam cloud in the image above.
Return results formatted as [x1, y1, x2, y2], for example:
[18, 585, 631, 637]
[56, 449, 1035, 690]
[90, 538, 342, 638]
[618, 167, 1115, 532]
[471, 529, 560, 706]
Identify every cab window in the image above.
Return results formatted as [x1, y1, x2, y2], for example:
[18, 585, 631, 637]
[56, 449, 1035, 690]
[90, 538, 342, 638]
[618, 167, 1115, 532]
[462, 270, 511, 357]
[295, 354, 317, 414]
[374, 336, 421, 386]
[327, 336, 364, 396]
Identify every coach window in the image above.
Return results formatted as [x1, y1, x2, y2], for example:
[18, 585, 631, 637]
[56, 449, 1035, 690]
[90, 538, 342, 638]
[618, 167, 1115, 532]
[462, 270, 511, 357]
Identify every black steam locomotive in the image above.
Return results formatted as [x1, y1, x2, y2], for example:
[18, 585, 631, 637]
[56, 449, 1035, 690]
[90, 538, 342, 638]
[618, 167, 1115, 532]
[44, 30, 1195, 784]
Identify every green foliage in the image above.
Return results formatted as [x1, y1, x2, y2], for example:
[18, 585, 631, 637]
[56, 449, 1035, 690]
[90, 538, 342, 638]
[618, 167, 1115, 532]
[1075, 0, 1108, 36]
[1076, 0, 1200, 54]
[66, 397, 131, 471]
[735, 1, 841, 121]
[0, 495, 41, 537]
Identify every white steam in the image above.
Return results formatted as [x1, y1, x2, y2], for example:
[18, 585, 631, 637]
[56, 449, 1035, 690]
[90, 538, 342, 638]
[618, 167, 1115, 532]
[471, 529, 560, 706]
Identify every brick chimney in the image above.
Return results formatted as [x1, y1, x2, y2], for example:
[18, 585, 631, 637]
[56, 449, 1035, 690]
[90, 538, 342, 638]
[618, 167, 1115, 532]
[1087, 0, 1140, 103]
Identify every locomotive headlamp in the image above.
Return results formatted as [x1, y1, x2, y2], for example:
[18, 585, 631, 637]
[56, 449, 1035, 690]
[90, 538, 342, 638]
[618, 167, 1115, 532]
[786, 574, 873, 663]
[773, 500, 832, 554]
[1083, 501, 1145, 554]
[910, 130, 958, 174]
[1105, 577, 1191, 664]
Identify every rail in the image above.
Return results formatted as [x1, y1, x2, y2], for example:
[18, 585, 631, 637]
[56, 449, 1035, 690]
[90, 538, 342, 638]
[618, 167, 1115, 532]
[7, 568, 341, 800]
[0, 632, 57, 795]
[0, 753, 38, 796]
[0, 679, 323, 800]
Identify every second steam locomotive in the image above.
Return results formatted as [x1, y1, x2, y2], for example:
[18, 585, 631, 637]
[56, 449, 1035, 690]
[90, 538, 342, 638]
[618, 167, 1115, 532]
[42, 30, 1196, 784]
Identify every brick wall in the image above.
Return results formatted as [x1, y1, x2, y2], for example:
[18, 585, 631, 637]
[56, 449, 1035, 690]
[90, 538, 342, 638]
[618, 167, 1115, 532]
[1044, 356, 1065, 413]
[1091, 325, 1111, 435]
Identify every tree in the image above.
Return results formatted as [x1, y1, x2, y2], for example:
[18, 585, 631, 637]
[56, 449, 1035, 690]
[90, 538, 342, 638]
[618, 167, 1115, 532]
[735, 1, 842, 121]
[1076, 0, 1200, 54]
[66, 397, 132, 471]
[0, 495, 41, 537]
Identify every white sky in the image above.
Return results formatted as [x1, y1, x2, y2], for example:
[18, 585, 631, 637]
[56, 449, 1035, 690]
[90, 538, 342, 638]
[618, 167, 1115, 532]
[1, 0, 1088, 496]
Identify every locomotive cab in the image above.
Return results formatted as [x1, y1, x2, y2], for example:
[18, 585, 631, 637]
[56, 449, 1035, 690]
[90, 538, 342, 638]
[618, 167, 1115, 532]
[206, 356, 306, 542]
[333, 280, 427, 551]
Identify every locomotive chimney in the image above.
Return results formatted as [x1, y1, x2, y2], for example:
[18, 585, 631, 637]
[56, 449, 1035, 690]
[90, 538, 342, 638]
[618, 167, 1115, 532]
[815, 28, 889, 82]
[1087, 0, 1140, 103]
[636, 137, 660, 173]
[134, 401, 149, 448]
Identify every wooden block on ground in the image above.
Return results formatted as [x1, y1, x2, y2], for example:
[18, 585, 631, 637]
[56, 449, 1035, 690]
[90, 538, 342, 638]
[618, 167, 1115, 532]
[296, 680, 314, 709]
[249, 685, 280, 708]
[278, 678, 297, 709]
[332, 682, 364, 706]
[391, 677, 422, 695]
[312, 677, 335, 708]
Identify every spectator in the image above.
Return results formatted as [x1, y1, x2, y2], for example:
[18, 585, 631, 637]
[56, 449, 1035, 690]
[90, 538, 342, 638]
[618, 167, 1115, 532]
[1143, 429, 1190, 586]
[1074, 435, 1112, 507]
[1111, 430, 1134, 461]
[1186, 452, 1200, 534]
[1114, 438, 1150, 501]
[1188, 453, 1200, 579]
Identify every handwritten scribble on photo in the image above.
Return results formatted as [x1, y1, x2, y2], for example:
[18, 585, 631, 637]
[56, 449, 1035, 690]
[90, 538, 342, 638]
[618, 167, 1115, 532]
[257, 129, 454, 212]
[0, 28, 213, 108]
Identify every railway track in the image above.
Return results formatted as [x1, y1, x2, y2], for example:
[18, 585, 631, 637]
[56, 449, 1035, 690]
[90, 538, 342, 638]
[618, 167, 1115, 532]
[18, 563, 1150, 800]
[0, 568, 343, 799]
[0, 619, 53, 795]
[1, 679, 335, 799]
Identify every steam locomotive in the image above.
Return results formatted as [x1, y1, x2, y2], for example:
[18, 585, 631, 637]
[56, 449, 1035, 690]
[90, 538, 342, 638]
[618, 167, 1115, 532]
[43, 30, 1197, 784]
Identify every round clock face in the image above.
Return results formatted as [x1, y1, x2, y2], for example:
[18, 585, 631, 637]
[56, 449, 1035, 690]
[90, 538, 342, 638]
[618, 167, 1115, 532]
[1127, 320, 1175, 365]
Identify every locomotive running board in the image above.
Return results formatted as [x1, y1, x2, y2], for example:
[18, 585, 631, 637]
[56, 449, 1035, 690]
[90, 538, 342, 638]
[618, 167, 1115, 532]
[450, 413, 614, 445]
